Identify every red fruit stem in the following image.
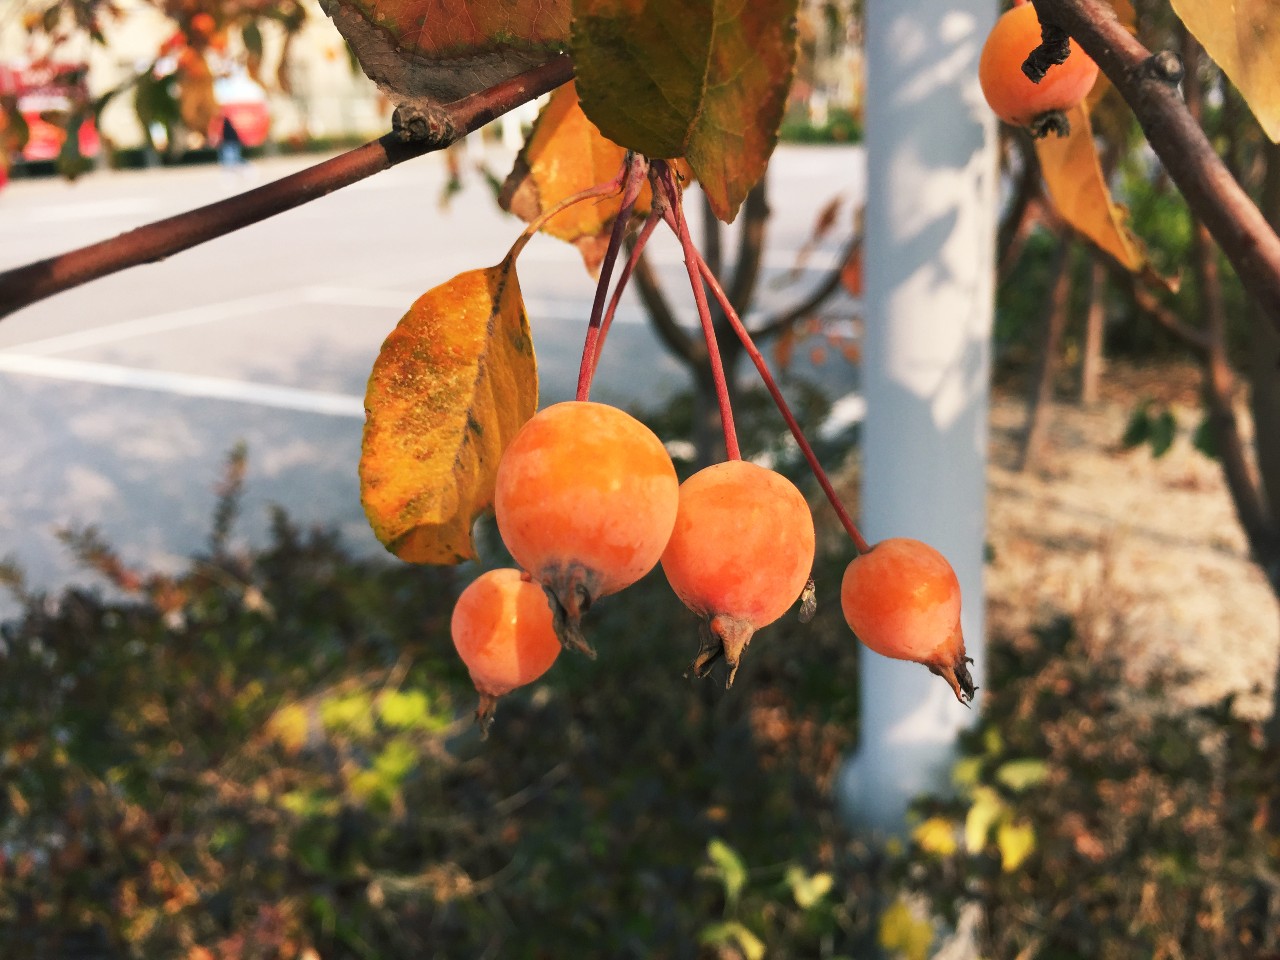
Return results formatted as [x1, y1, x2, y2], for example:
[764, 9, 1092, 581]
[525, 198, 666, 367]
[591, 209, 662, 378]
[654, 161, 741, 462]
[691, 248, 870, 555]
[575, 155, 649, 402]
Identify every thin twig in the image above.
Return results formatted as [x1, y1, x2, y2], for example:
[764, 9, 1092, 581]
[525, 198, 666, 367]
[0, 55, 574, 320]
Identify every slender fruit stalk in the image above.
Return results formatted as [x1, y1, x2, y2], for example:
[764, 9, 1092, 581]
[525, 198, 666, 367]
[654, 161, 741, 461]
[685, 241, 870, 555]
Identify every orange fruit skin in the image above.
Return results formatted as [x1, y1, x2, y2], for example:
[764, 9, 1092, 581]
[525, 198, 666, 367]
[979, 1, 1099, 127]
[661, 460, 815, 630]
[451, 568, 560, 697]
[840, 538, 962, 663]
[494, 401, 679, 599]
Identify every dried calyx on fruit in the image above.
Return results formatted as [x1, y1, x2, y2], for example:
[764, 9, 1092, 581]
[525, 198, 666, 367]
[494, 400, 679, 656]
[840, 537, 976, 704]
[450, 567, 561, 735]
[978, 0, 1099, 137]
[660, 459, 816, 686]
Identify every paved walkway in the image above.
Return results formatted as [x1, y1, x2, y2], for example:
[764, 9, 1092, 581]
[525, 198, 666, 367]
[0, 145, 861, 613]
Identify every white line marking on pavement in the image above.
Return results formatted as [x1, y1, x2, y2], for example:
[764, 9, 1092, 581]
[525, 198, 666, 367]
[15, 290, 303, 356]
[0, 353, 365, 418]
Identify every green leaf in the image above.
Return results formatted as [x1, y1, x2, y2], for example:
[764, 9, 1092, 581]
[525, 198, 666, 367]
[360, 255, 539, 565]
[995, 758, 1050, 792]
[705, 838, 748, 910]
[572, 0, 799, 221]
[377, 689, 431, 730]
[785, 865, 834, 909]
[1121, 400, 1152, 449]
[1192, 414, 1218, 460]
[1149, 407, 1177, 458]
[699, 921, 765, 960]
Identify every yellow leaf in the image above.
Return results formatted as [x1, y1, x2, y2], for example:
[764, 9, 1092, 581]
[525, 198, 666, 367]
[360, 256, 538, 564]
[500, 82, 694, 274]
[267, 702, 310, 755]
[912, 816, 959, 857]
[964, 785, 1006, 854]
[996, 819, 1037, 872]
[878, 896, 934, 960]
[1035, 102, 1147, 271]
[1172, 0, 1280, 141]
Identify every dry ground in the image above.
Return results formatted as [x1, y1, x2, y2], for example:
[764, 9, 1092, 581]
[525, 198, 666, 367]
[985, 361, 1279, 719]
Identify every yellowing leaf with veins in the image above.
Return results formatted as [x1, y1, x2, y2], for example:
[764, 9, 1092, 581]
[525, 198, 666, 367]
[1035, 102, 1146, 271]
[501, 82, 652, 274]
[1172, 0, 1280, 141]
[360, 257, 538, 564]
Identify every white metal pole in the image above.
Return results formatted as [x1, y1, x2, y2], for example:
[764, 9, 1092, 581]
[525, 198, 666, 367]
[838, 0, 999, 836]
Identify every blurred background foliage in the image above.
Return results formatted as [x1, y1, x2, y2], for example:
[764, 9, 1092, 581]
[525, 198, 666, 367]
[1, 424, 1277, 958]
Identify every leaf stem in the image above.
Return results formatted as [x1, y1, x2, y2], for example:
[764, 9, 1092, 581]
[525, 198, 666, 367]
[691, 245, 869, 554]
[508, 165, 629, 262]
[591, 209, 663, 378]
[574, 154, 648, 402]
[654, 161, 741, 462]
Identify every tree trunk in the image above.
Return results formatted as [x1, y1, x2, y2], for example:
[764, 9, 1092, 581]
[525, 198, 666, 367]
[1078, 254, 1106, 406]
[1254, 141, 1280, 747]
[1017, 237, 1075, 471]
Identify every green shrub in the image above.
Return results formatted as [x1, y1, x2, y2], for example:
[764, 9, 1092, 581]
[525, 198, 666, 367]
[0, 449, 866, 959]
[901, 617, 1280, 960]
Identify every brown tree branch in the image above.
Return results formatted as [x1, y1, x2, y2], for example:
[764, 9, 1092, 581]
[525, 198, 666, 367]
[1178, 28, 1276, 564]
[750, 234, 860, 343]
[0, 55, 574, 321]
[1027, 0, 1280, 335]
[628, 247, 702, 368]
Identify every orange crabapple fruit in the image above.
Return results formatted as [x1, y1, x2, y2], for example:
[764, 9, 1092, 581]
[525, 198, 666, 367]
[494, 400, 679, 656]
[840, 537, 976, 704]
[979, 0, 1099, 134]
[660, 459, 815, 687]
[450, 567, 561, 734]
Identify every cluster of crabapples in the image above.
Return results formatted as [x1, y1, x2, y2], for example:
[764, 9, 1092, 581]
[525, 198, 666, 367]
[450, 399, 975, 732]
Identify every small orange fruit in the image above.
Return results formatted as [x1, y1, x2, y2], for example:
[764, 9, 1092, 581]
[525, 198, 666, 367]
[494, 401, 679, 654]
[451, 568, 561, 733]
[979, 0, 1098, 132]
[840, 538, 975, 703]
[660, 460, 815, 686]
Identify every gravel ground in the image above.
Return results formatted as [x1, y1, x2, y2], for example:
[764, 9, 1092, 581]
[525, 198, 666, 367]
[985, 362, 1279, 720]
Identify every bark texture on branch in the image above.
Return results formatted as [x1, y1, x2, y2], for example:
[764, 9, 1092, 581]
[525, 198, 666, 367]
[1028, 0, 1280, 336]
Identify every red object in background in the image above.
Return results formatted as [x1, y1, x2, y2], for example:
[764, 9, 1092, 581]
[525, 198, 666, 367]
[209, 74, 270, 148]
[0, 61, 101, 163]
